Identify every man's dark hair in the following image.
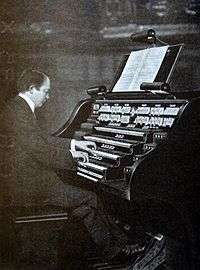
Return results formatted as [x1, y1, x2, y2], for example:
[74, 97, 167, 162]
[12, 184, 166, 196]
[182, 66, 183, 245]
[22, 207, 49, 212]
[17, 69, 48, 93]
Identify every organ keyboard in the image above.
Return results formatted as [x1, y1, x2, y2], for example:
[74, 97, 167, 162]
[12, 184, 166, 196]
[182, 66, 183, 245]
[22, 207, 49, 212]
[72, 96, 188, 199]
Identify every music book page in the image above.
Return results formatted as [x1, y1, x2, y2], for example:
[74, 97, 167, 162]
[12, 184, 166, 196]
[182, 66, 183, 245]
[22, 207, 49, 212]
[112, 45, 169, 92]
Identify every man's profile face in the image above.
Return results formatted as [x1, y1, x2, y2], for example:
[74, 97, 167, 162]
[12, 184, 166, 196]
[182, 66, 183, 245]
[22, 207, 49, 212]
[31, 77, 50, 107]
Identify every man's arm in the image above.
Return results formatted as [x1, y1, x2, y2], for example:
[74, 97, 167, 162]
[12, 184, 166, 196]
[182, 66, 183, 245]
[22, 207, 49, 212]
[9, 106, 73, 170]
[14, 109, 96, 170]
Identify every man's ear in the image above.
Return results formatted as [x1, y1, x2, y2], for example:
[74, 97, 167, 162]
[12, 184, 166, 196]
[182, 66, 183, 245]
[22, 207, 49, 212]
[29, 85, 35, 93]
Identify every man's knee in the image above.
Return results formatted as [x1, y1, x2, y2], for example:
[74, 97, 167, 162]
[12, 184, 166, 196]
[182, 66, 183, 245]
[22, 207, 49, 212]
[86, 190, 98, 209]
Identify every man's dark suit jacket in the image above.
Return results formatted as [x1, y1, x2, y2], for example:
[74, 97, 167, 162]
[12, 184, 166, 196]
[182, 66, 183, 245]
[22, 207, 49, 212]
[0, 96, 74, 208]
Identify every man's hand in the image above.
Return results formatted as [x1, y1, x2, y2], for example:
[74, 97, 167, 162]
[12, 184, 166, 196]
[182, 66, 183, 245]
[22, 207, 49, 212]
[70, 140, 96, 163]
[73, 140, 96, 154]
[71, 151, 89, 163]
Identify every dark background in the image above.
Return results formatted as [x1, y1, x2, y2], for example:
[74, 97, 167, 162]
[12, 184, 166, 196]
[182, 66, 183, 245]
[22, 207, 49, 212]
[0, 0, 200, 133]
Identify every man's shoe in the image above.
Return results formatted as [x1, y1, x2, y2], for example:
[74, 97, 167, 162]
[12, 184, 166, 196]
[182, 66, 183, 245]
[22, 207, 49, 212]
[128, 235, 166, 270]
[110, 234, 165, 267]
[110, 242, 146, 265]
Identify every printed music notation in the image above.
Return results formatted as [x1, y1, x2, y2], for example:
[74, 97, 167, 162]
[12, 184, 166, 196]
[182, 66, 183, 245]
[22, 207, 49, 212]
[112, 46, 169, 92]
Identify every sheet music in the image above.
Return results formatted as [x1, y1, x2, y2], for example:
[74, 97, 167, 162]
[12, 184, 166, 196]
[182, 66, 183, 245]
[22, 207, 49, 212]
[112, 46, 169, 92]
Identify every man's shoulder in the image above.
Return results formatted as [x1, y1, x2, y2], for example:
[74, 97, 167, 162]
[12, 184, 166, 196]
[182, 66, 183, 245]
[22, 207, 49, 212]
[9, 95, 24, 107]
[3, 96, 20, 108]
[7, 96, 30, 113]
[1, 96, 31, 124]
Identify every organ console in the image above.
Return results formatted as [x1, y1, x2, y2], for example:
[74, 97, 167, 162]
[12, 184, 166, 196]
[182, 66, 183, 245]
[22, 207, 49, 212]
[74, 98, 187, 200]
[54, 32, 200, 269]
[54, 41, 187, 201]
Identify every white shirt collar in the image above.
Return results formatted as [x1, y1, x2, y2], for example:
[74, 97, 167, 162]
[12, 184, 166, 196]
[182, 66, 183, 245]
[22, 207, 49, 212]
[18, 93, 35, 113]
